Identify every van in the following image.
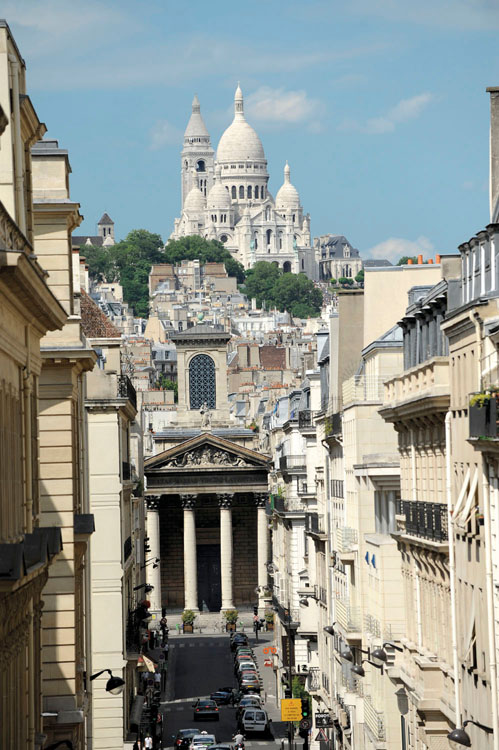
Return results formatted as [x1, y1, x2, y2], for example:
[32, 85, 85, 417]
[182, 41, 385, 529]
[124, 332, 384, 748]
[241, 708, 270, 735]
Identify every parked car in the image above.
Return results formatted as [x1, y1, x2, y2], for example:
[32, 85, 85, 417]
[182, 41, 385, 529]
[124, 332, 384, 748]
[236, 661, 257, 672]
[239, 676, 261, 693]
[173, 729, 200, 750]
[240, 708, 270, 735]
[236, 697, 262, 720]
[189, 734, 217, 750]
[230, 635, 248, 651]
[211, 745, 234, 750]
[192, 700, 220, 720]
[210, 688, 236, 705]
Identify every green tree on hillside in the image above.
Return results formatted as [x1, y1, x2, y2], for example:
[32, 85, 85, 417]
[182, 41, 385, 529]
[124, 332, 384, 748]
[79, 243, 116, 282]
[164, 236, 245, 283]
[110, 229, 165, 317]
[242, 261, 322, 317]
[397, 256, 418, 265]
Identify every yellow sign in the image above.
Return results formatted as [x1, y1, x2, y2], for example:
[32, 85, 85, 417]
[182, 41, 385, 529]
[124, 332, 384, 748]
[281, 699, 302, 721]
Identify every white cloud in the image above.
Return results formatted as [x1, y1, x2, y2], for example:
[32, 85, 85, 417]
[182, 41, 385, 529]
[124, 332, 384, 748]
[339, 92, 434, 134]
[245, 86, 322, 125]
[366, 235, 436, 263]
[150, 120, 183, 150]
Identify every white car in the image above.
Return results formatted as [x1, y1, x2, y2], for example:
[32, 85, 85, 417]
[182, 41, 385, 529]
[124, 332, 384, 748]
[240, 708, 270, 734]
[190, 734, 217, 750]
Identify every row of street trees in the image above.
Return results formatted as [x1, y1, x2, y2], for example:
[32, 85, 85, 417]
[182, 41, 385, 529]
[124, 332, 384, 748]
[81, 232, 323, 318]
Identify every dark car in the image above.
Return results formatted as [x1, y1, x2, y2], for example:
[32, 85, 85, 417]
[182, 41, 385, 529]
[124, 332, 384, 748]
[210, 689, 235, 705]
[230, 635, 249, 651]
[192, 699, 220, 720]
[173, 729, 200, 750]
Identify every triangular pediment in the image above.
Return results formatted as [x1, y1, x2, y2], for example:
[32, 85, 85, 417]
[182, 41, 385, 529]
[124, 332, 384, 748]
[145, 432, 270, 471]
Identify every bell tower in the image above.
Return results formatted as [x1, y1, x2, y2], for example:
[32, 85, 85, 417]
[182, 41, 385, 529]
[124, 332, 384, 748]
[181, 95, 214, 209]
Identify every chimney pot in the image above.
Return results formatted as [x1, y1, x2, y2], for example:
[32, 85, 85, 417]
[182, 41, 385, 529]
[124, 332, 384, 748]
[436, 254, 441, 264]
[407, 258, 413, 264]
[428, 258, 434, 264]
[418, 254, 423, 265]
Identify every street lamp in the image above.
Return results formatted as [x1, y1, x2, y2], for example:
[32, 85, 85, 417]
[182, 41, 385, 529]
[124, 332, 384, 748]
[371, 641, 403, 665]
[323, 622, 337, 636]
[89, 669, 125, 695]
[351, 659, 384, 677]
[447, 719, 493, 747]
[134, 583, 154, 593]
[141, 557, 159, 569]
[340, 645, 370, 662]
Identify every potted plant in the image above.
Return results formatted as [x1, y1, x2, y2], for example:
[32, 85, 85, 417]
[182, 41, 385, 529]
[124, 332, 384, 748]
[223, 609, 239, 632]
[469, 388, 499, 438]
[265, 611, 274, 631]
[182, 609, 196, 633]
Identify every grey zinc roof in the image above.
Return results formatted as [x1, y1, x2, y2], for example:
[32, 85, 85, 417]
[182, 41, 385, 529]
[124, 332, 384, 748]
[98, 212, 114, 225]
[363, 259, 393, 267]
[72, 235, 104, 247]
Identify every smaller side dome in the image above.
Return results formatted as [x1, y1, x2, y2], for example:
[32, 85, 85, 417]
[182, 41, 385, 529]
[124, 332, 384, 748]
[184, 184, 206, 214]
[275, 162, 300, 210]
[207, 165, 231, 209]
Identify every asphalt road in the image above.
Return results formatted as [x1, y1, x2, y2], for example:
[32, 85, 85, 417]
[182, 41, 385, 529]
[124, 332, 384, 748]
[162, 635, 283, 749]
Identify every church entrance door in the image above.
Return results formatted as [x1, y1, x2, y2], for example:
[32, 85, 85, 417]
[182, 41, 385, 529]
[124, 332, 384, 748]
[197, 544, 222, 611]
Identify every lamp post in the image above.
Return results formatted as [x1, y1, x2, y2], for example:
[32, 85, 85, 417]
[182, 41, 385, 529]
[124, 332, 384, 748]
[447, 719, 493, 748]
[89, 669, 125, 695]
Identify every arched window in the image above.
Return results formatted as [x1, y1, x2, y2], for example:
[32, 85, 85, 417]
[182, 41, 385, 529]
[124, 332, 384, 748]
[239, 185, 244, 199]
[220, 234, 228, 243]
[254, 235, 258, 249]
[247, 185, 252, 199]
[266, 206, 271, 221]
[283, 261, 292, 273]
[266, 229, 272, 246]
[261, 186, 266, 199]
[189, 354, 216, 409]
[184, 160, 188, 169]
[301, 259, 305, 270]
[231, 186, 236, 199]
[255, 185, 259, 199]
[196, 160, 206, 172]
[292, 214, 296, 223]
[279, 234, 283, 249]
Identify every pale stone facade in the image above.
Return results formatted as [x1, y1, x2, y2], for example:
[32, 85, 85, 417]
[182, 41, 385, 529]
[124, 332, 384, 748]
[171, 88, 317, 278]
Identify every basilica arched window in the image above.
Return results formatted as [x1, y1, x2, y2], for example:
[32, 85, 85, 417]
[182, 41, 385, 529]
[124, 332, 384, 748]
[189, 354, 216, 409]
[255, 185, 259, 199]
[266, 229, 272, 246]
[247, 185, 252, 199]
[196, 160, 206, 172]
[231, 186, 236, 199]
[261, 186, 266, 199]
[239, 185, 244, 199]
[266, 206, 271, 221]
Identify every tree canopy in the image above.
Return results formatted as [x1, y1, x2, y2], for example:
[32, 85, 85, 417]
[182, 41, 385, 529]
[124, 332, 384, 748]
[164, 236, 245, 284]
[242, 261, 322, 318]
[396, 255, 418, 265]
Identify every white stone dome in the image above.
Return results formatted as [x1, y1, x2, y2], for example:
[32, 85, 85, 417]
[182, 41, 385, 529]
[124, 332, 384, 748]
[184, 185, 206, 214]
[217, 86, 265, 162]
[275, 162, 300, 209]
[207, 166, 231, 209]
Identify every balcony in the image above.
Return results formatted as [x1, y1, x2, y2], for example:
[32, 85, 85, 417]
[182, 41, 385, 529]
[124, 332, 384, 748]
[305, 512, 326, 538]
[382, 357, 449, 418]
[343, 375, 385, 406]
[335, 599, 361, 635]
[307, 667, 321, 692]
[118, 373, 137, 410]
[469, 393, 499, 439]
[279, 455, 306, 475]
[324, 412, 341, 439]
[334, 527, 358, 563]
[364, 695, 386, 742]
[397, 500, 448, 542]
[298, 410, 316, 430]
[271, 595, 300, 628]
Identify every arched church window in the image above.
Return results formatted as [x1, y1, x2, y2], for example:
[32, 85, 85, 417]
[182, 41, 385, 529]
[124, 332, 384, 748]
[196, 160, 206, 172]
[255, 186, 259, 199]
[266, 229, 272, 246]
[292, 214, 296, 223]
[247, 185, 252, 199]
[279, 234, 283, 249]
[184, 160, 188, 169]
[189, 354, 216, 409]
[266, 206, 271, 221]
[220, 234, 228, 243]
[301, 259, 305, 270]
[261, 186, 266, 199]
[283, 261, 292, 273]
[254, 235, 258, 249]
[231, 186, 236, 199]
[239, 185, 244, 199]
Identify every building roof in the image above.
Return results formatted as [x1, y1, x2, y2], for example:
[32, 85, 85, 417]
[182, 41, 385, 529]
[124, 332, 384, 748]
[72, 235, 104, 248]
[184, 94, 210, 139]
[98, 212, 114, 225]
[363, 258, 393, 267]
[80, 289, 122, 338]
[275, 163, 300, 210]
[217, 86, 265, 163]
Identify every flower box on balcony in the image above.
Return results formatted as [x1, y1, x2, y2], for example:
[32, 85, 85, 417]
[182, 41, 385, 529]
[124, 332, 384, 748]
[469, 391, 499, 438]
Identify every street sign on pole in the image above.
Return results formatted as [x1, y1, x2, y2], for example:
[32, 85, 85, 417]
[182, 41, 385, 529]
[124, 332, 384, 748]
[299, 719, 312, 731]
[315, 712, 334, 728]
[281, 698, 302, 721]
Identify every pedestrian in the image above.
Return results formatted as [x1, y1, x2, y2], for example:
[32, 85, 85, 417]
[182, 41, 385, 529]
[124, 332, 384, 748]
[144, 733, 153, 749]
[133, 738, 141, 750]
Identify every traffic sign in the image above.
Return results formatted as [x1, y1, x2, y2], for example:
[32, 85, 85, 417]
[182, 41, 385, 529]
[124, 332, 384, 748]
[299, 719, 312, 731]
[264, 659, 273, 667]
[315, 729, 329, 742]
[281, 698, 302, 721]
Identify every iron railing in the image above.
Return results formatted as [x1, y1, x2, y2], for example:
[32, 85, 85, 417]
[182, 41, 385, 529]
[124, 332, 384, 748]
[397, 500, 448, 541]
[306, 512, 326, 536]
[298, 410, 316, 428]
[325, 412, 342, 437]
[335, 527, 358, 553]
[335, 599, 361, 632]
[279, 455, 306, 473]
[307, 667, 321, 691]
[364, 695, 386, 741]
[331, 479, 344, 498]
[118, 373, 137, 410]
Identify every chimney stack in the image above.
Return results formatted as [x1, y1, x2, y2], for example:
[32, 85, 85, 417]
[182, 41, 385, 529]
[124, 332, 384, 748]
[417, 254, 423, 265]
[487, 86, 499, 222]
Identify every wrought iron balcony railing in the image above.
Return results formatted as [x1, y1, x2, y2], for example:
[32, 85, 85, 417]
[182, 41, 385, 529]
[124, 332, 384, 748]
[279, 455, 306, 473]
[118, 373, 137, 410]
[397, 500, 448, 542]
[324, 412, 342, 438]
[364, 695, 386, 741]
[306, 512, 326, 536]
[335, 599, 361, 632]
[335, 527, 358, 553]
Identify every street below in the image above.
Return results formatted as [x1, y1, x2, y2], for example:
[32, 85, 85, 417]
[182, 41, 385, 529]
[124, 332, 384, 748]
[162, 634, 293, 750]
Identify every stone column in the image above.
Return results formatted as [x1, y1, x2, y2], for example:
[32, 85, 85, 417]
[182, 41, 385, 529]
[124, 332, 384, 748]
[146, 498, 162, 615]
[218, 494, 235, 611]
[181, 494, 199, 612]
[255, 493, 269, 613]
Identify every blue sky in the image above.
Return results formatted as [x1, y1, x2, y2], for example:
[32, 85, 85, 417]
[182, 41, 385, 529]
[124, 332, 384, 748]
[7, 0, 499, 261]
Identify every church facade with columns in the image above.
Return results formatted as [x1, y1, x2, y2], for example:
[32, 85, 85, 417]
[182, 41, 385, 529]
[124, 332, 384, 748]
[144, 324, 271, 613]
[170, 86, 317, 279]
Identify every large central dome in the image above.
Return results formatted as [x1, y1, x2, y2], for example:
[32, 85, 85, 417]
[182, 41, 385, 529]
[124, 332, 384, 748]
[217, 85, 265, 162]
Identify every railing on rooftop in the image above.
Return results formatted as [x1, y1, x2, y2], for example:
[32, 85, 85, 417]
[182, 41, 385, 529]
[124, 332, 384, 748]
[306, 512, 326, 536]
[298, 410, 317, 429]
[118, 373, 137, 410]
[324, 412, 342, 438]
[397, 500, 448, 542]
[279, 455, 307, 473]
[343, 375, 386, 405]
